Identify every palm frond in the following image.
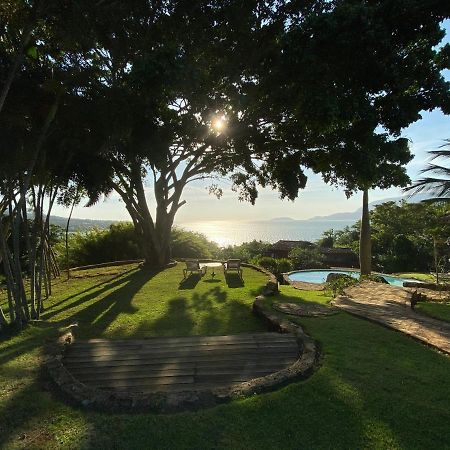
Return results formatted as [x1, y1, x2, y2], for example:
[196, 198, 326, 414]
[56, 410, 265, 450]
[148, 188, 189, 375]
[404, 140, 450, 201]
[420, 163, 450, 177]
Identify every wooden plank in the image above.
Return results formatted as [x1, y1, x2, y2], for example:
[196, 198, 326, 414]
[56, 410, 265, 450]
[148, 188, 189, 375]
[64, 354, 298, 367]
[77, 333, 296, 346]
[70, 337, 296, 351]
[64, 348, 298, 364]
[68, 360, 291, 375]
[67, 342, 298, 356]
[87, 376, 194, 388]
[66, 341, 297, 358]
[75, 369, 196, 381]
[64, 354, 297, 369]
[70, 363, 288, 379]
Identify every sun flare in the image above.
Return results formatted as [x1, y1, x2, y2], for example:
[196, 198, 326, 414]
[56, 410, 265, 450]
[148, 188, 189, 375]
[211, 116, 226, 132]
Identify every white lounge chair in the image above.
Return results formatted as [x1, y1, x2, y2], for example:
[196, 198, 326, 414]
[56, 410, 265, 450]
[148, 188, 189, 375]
[183, 259, 206, 278]
[224, 259, 242, 278]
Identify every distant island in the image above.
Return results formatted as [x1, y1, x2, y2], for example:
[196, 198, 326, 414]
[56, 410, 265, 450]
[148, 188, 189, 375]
[50, 193, 430, 233]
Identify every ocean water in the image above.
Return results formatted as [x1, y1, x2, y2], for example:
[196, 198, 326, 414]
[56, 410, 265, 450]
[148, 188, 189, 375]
[177, 219, 357, 246]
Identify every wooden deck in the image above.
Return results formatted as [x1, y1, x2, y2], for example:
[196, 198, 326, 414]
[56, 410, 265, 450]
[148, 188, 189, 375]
[63, 333, 299, 393]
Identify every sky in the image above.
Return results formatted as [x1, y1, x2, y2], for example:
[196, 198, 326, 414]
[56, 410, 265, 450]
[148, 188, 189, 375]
[51, 21, 450, 224]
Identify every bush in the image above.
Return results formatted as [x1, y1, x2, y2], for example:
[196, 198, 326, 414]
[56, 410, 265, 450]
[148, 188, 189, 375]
[253, 256, 278, 274]
[251, 256, 292, 275]
[326, 275, 358, 296]
[55, 223, 220, 268]
[218, 240, 270, 262]
[171, 228, 219, 259]
[289, 247, 326, 269]
[54, 223, 141, 268]
[276, 258, 292, 273]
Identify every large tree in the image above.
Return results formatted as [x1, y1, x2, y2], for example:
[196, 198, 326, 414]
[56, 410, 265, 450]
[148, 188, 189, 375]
[250, 0, 450, 274]
[73, 0, 304, 268]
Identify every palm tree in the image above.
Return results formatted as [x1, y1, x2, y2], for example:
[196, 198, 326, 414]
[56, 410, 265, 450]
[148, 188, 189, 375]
[405, 141, 450, 282]
[405, 140, 450, 202]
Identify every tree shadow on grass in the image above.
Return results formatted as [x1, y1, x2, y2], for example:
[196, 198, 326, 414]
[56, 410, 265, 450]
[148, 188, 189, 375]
[225, 273, 244, 288]
[42, 268, 160, 338]
[143, 289, 261, 337]
[46, 268, 137, 311]
[147, 297, 195, 336]
[178, 274, 202, 290]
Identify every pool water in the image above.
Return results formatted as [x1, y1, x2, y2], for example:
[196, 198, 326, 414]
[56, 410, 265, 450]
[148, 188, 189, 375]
[287, 270, 420, 287]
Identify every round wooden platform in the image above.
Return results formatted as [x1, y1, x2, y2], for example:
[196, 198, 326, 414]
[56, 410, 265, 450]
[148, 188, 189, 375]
[63, 333, 300, 394]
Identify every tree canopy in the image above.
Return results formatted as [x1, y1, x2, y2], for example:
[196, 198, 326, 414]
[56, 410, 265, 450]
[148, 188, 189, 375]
[0, 0, 450, 327]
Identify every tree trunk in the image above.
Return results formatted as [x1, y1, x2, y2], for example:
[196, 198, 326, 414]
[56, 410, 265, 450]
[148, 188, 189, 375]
[65, 196, 76, 279]
[359, 189, 372, 276]
[138, 220, 171, 269]
[0, 24, 34, 115]
[433, 237, 439, 284]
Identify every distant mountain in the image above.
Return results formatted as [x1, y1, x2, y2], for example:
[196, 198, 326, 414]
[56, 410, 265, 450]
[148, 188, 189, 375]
[309, 193, 432, 221]
[49, 193, 433, 232]
[50, 215, 122, 232]
[269, 217, 296, 222]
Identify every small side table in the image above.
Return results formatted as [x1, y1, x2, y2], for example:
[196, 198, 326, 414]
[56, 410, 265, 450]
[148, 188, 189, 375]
[199, 262, 223, 279]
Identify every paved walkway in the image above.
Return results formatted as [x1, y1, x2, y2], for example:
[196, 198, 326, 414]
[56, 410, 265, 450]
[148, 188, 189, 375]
[63, 333, 299, 393]
[332, 281, 450, 354]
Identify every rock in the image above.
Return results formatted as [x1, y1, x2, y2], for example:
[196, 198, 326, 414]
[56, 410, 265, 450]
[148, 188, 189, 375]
[326, 272, 353, 283]
[371, 275, 388, 284]
[262, 281, 279, 296]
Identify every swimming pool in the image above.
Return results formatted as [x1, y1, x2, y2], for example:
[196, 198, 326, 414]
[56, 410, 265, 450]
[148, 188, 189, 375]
[286, 270, 421, 287]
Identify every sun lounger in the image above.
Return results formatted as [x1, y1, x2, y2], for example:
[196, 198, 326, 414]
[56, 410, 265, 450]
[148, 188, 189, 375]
[183, 259, 206, 278]
[224, 259, 242, 278]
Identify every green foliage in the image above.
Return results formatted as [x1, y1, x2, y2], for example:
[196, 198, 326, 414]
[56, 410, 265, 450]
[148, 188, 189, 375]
[54, 224, 220, 268]
[252, 256, 278, 274]
[276, 258, 293, 274]
[317, 235, 333, 248]
[325, 275, 359, 296]
[219, 240, 270, 262]
[326, 201, 450, 273]
[54, 223, 141, 268]
[289, 247, 326, 270]
[171, 228, 220, 259]
[360, 274, 388, 284]
[406, 144, 450, 200]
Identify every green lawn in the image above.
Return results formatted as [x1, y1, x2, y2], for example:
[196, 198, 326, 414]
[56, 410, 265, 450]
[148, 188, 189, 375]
[416, 301, 450, 323]
[1, 264, 450, 449]
[395, 272, 436, 282]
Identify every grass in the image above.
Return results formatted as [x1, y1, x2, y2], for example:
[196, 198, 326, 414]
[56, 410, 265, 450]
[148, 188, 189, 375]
[1, 264, 450, 449]
[395, 272, 436, 282]
[416, 301, 450, 323]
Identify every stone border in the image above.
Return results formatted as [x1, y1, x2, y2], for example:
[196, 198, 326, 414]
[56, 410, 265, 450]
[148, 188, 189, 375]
[70, 260, 177, 272]
[403, 281, 450, 291]
[69, 260, 145, 271]
[45, 264, 317, 413]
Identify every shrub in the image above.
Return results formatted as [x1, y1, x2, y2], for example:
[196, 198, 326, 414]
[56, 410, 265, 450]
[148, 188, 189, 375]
[289, 247, 326, 269]
[55, 223, 220, 268]
[276, 258, 293, 273]
[326, 275, 358, 297]
[218, 240, 270, 262]
[171, 228, 219, 259]
[251, 256, 292, 275]
[252, 256, 278, 274]
[54, 223, 141, 268]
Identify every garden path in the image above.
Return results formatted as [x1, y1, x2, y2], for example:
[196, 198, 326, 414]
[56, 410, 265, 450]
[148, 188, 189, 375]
[333, 281, 450, 354]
